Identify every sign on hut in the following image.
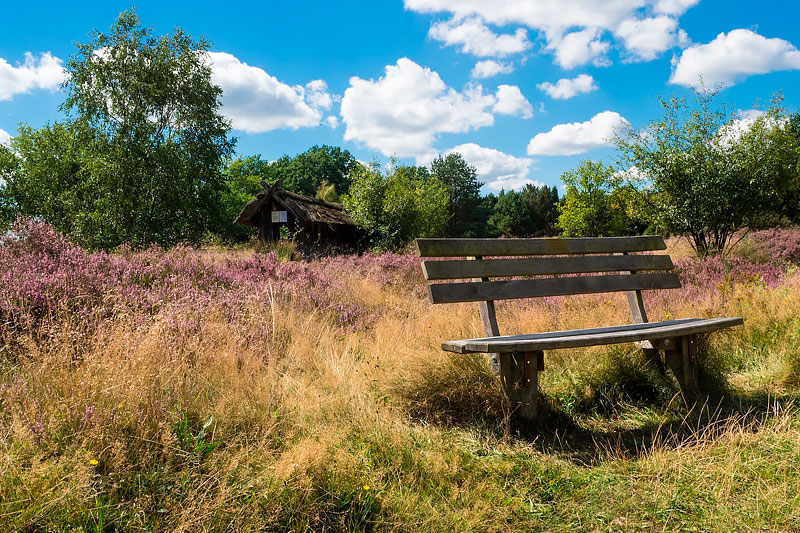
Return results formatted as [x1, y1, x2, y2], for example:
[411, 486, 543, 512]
[234, 181, 360, 245]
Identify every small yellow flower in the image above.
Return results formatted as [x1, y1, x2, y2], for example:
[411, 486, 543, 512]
[363, 485, 370, 491]
[89, 459, 98, 466]
[665, 313, 671, 319]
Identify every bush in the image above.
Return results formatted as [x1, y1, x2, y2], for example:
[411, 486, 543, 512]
[343, 163, 448, 249]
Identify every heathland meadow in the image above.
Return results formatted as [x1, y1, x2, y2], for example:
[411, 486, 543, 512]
[1, 219, 800, 531]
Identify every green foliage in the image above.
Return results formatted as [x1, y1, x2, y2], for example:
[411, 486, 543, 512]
[0, 144, 18, 227]
[3, 9, 234, 249]
[265, 145, 358, 197]
[343, 162, 448, 249]
[174, 413, 220, 464]
[329, 481, 382, 530]
[430, 153, 487, 237]
[557, 160, 637, 237]
[490, 189, 532, 237]
[490, 184, 560, 237]
[217, 155, 270, 242]
[775, 111, 800, 223]
[521, 183, 560, 235]
[479, 193, 501, 236]
[552, 346, 678, 416]
[1, 122, 85, 235]
[315, 180, 339, 203]
[616, 88, 797, 256]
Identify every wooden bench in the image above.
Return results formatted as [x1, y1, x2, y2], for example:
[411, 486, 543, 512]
[415, 236, 743, 420]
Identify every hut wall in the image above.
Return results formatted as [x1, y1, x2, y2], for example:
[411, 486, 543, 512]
[240, 188, 361, 247]
[257, 200, 288, 242]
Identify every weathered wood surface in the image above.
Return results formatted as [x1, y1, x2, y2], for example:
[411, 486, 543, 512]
[472, 256, 501, 375]
[422, 254, 674, 280]
[441, 317, 744, 354]
[500, 352, 539, 419]
[415, 236, 666, 257]
[663, 335, 701, 399]
[618, 252, 651, 324]
[618, 251, 659, 360]
[428, 273, 681, 304]
[471, 256, 500, 337]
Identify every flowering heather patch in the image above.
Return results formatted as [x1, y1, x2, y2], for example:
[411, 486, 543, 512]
[322, 251, 422, 287]
[746, 228, 800, 265]
[674, 255, 785, 292]
[0, 219, 418, 339]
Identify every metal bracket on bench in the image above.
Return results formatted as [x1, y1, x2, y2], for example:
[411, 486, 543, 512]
[521, 351, 543, 387]
[523, 352, 531, 387]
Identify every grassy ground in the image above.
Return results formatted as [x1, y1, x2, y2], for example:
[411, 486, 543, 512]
[1, 222, 799, 531]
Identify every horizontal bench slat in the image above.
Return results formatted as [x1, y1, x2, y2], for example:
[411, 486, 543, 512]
[442, 317, 744, 353]
[422, 254, 674, 280]
[428, 273, 681, 304]
[415, 236, 666, 257]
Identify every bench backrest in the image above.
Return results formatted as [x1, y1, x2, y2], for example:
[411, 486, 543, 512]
[415, 236, 679, 330]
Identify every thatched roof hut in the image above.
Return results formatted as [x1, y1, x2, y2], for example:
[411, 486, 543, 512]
[234, 182, 359, 244]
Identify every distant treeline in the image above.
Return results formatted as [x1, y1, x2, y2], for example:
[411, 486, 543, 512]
[219, 147, 561, 249]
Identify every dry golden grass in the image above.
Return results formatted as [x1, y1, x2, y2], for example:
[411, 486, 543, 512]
[1, 236, 799, 531]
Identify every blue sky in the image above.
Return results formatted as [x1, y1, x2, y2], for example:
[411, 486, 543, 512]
[1, 0, 799, 193]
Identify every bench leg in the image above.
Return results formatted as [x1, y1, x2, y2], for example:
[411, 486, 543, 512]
[664, 335, 701, 399]
[500, 351, 540, 420]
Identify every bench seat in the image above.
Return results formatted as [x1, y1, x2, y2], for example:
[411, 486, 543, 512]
[442, 317, 743, 354]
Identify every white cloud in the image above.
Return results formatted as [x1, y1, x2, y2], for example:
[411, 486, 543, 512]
[527, 110, 628, 156]
[670, 29, 800, 88]
[446, 143, 538, 191]
[653, 0, 700, 15]
[493, 85, 533, 118]
[405, 0, 647, 32]
[547, 28, 610, 69]
[404, 0, 697, 68]
[208, 52, 330, 133]
[471, 59, 514, 79]
[736, 108, 766, 123]
[325, 115, 339, 129]
[615, 16, 687, 61]
[305, 79, 333, 110]
[429, 17, 531, 57]
[717, 109, 786, 147]
[537, 74, 597, 99]
[0, 52, 65, 101]
[340, 58, 500, 157]
[615, 165, 650, 183]
[0, 128, 10, 145]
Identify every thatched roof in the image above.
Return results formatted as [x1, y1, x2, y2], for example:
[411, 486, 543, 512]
[234, 185, 355, 227]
